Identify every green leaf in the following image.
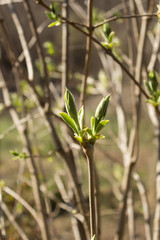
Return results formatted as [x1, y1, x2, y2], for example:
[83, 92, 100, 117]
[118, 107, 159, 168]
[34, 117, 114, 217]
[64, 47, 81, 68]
[48, 20, 61, 27]
[78, 106, 84, 130]
[74, 136, 83, 143]
[95, 94, 110, 127]
[59, 112, 79, 135]
[95, 120, 109, 134]
[147, 99, 159, 107]
[103, 23, 111, 37]
[45, 11, 56, 20]
[65, 89, 80, 129]
[10, 150, 19, 157]
[86, 128, 93, 137]
[79, 128, 87, 137]
[43, 41, 55, 55]
[91, 116, 95, 133]
[108, 31, 115, 43]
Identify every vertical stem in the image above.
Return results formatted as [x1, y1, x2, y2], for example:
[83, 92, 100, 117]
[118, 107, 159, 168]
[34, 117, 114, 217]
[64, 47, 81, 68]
[61, 0, 69, 101]
[83, 144, 96, 238]
[114, 163, 134, 240]
[133, 172, 152, 240]
[153, 119, 160, 240]
[94, 163, 101, 240]
[80, 0, 93, 107]
[0, 187, 6, 240]
[127, 190, 135, 240]
[23, 0, 51, 108]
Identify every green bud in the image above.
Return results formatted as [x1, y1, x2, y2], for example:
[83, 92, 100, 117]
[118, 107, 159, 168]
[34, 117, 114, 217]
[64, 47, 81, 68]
[65, 89, 80, 130]
[148, 70, 158, 92]
[95, 94, 110, 128]
[103, 23, 111, 37]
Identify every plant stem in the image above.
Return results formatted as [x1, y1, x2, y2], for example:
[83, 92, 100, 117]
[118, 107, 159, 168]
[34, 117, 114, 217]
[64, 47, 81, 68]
[80, 0, 93, 108]
[61, 0, 69, 102]
[83, 144, 96, 238]
[153, 118, 160, 240]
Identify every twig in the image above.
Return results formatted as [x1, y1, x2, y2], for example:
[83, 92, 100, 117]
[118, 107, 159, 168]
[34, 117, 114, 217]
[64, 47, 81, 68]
[147, 24, 160, 72]
[23, 0, 51, 108]
[127, 190, 135, 240]
[93, 13, 157, 29]
[80, 0, 93, 107]
[0, 187, 6, 240]
[35, 0, 151, 102]
[3, 186, 41, 226]
[1, 202, 29, 240]
[133, 172, 152, 240]
[83, 144, 96, 238]
[61, 0, 69, 103]
[153, 119, 160, 240]
[8, 1, 34, 81]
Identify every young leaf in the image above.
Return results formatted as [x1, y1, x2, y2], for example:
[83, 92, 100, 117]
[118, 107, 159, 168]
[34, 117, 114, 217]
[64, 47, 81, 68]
[95, 120, 109, 134]
[48, 20, 61, 27]
[65, 89, 80, 130]
[108, 31, 115, 43]
[103, 23, 111, 37]
[86, 128, 93, 137]
[78, 105, 84, 130]
[59, 112, 79, 135]
[91, 116, 95, 134]
[74, 136, 84, 144]
[95, 94, 110, 127]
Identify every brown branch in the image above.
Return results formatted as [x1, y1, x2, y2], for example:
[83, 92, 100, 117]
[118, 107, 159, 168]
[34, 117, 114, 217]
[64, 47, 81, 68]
[133, 172, 152, 240]
[80, 0, 93, 107]
[1, 202, 29, 240]
[93, 13, 157, 29]
[61, 0, 69, 102]
[83, 145, 96, 238]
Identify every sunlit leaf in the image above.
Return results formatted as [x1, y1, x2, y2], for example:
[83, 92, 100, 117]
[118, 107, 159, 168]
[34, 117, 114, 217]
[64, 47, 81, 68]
[48, 20, 61, 27]
[86, 128, 93, 137]
[95, 120, 109, 134]
[59, 112, 79, 135]
[78, 105, 84, 130]
[65, 89, 80, 130]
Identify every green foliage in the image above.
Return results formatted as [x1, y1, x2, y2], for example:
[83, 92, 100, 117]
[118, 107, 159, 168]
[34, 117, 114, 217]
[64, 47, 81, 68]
[60, 89, 110, 146]
[145, 70, 160, 107]
[11, 93, 22, 112]
[46, 2, 61, 28]
[43, 41, 55, 55]
[92, 8, 104, 24]
[10, 149, 27, 161]
[101, 23, 120, 50]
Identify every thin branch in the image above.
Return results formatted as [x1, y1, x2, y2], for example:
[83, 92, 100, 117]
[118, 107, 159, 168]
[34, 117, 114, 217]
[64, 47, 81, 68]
[23, 0, 51, 108]
[133, 172, 152, 240]
[8, 1, 34, 81]
[80, 0, 93, 107]
[35, 0, 151, 102]
[61, 0, 69, 102]
[3, 186, 41, 226]
[0, 187, 6, 240]
[153, 119, 160, 240]
[93, 13, 157, 29]
[83, 145, 96, 238]
[1, 203, 29, 240]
